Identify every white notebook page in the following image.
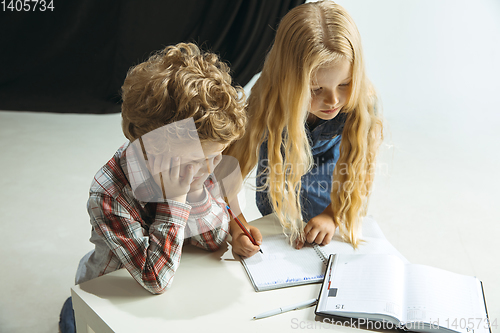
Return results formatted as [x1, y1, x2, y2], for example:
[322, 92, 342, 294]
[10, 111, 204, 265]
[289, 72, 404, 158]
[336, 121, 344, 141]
[242, 234, 325, 290]
[403, 264, 489, 333]
[325, 254, 406, 320]
[241, 216, 409, 291]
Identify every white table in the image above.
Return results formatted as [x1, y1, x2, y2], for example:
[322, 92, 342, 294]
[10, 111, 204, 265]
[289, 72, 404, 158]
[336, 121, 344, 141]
[71, 214, 356, 333]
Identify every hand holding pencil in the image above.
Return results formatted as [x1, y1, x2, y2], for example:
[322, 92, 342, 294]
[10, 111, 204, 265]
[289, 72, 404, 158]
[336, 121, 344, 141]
[226, 205, 263, 257]
[211, 154, 262, 257]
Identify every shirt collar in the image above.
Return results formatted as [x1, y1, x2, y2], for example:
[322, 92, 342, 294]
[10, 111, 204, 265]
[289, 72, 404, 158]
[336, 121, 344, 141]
[306, 112, 347, 142]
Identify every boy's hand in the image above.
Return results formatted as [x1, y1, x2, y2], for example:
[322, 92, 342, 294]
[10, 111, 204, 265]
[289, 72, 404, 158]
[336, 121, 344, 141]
[295, 206, 336, 249]
[150, 155, 194, 203]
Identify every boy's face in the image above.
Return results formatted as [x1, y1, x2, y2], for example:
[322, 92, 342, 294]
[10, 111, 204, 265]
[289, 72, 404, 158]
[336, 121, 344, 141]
[309, 59, 352, 121]
[179, 141, 227, 190]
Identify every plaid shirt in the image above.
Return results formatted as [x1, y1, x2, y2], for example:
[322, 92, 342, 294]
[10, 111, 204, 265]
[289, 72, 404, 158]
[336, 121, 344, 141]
[76, 143, 229, 294]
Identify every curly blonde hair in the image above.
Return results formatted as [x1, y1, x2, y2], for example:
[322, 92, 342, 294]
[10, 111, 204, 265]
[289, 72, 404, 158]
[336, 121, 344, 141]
[121, 43, 246, 145]
[225, 1, 383, 247]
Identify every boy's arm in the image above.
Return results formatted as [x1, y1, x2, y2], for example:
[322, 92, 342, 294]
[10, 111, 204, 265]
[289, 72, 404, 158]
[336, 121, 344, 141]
[88, 193, 190, 295]
[186, 186, 230, 251]
[185, 178, 262, 256]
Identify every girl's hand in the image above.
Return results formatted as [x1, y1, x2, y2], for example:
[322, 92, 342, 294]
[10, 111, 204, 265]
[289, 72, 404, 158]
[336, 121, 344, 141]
[150, 155, 194, 203]
[295, 210, 337, 249]
[230, 224, 262, 258]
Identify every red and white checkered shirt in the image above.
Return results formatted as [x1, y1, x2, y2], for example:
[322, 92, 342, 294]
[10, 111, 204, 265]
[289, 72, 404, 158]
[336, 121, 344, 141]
[75, 143, 230, 294]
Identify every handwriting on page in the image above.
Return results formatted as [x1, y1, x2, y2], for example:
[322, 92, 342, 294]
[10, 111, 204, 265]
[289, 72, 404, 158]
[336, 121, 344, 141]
[243, 234, 325, 288]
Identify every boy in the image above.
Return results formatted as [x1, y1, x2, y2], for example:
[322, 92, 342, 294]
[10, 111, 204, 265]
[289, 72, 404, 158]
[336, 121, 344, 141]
[60, 43, 251, 332]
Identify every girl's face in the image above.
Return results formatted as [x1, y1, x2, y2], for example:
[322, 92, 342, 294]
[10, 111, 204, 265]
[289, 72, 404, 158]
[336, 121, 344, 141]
[309, 59, 352, 121]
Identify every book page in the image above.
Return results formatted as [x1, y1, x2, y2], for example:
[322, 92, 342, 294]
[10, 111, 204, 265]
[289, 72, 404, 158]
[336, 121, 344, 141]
[240, 216, 408, 291]
[403, 264, 489, 333]
[241, 234, 325, 291]
[318, 217, 409, 263]
[322, 254, 406, 320]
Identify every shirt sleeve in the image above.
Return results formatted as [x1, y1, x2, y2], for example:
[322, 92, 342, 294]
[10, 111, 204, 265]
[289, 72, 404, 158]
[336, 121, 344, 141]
[88, 193, 191, 294]
[185, 186, 230, 252]
[255, 141, 274, 217]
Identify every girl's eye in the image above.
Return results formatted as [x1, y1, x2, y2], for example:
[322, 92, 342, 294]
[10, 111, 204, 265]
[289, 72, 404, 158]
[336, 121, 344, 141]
[311, 87, 322, 94]
[339, 82, 351, 87]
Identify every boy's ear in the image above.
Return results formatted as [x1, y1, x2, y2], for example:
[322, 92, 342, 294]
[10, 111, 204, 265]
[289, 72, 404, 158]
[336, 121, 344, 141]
[213, 155, 244, 214]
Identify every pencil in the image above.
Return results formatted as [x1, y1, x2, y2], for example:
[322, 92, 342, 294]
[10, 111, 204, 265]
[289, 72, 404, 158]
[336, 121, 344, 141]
[226, 205, 263, 254]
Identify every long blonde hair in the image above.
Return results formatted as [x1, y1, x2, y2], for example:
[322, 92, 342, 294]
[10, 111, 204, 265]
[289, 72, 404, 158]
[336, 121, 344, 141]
[225, 1, 383, 247]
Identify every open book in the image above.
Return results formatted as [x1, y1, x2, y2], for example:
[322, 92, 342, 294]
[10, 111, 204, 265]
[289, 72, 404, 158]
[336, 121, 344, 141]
[315, 254, 492, 333]
[240, 217, 408, 291]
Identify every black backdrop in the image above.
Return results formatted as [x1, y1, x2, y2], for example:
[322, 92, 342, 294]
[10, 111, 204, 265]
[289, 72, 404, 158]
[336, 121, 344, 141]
[0, 0, 304, 114]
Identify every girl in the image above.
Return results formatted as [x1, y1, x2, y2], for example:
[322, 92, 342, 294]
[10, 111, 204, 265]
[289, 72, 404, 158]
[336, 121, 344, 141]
[225, 1, 383, 257]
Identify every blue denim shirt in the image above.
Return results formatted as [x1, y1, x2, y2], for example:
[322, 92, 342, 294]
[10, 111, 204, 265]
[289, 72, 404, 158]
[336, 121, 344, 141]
[256, 113, 347, 222]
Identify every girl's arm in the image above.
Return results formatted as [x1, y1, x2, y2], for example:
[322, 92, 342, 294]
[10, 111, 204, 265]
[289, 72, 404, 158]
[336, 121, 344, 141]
[296, 203, 337, 249]
[229, 213, 262, 257]
[227, 196, 262, 257]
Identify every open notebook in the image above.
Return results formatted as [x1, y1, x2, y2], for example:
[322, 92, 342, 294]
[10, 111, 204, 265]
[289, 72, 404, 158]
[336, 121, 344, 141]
[315, 254, 491, 333]
[241, 216, 408, 291]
